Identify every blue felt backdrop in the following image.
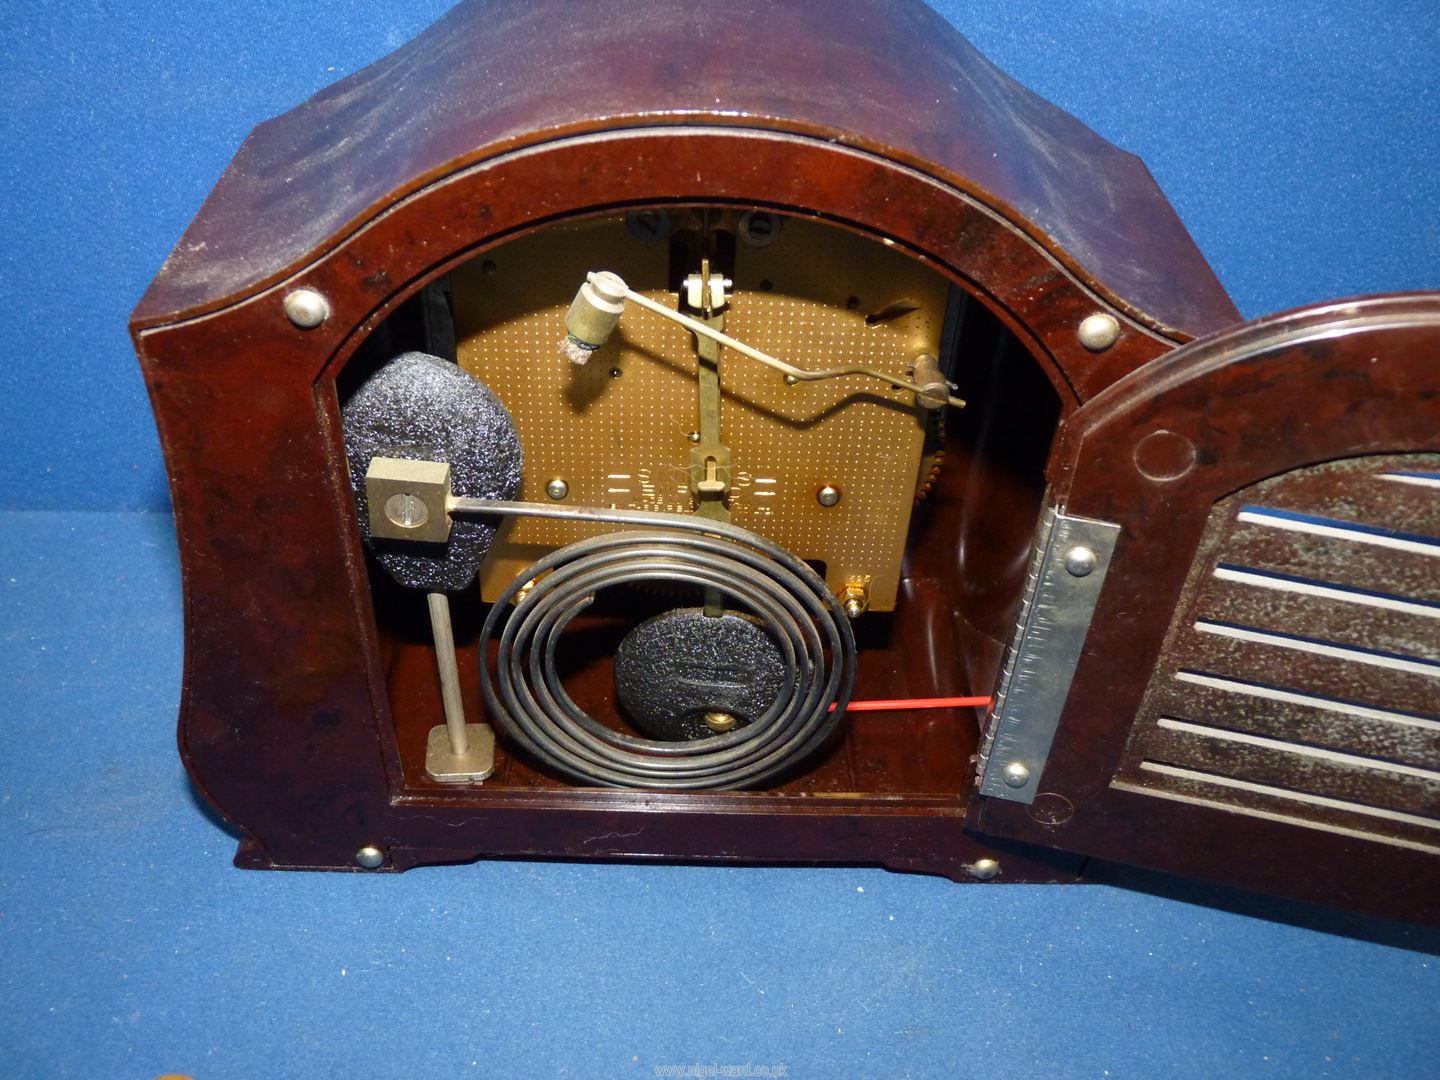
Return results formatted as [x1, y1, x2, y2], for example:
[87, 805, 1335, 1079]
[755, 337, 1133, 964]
[1, 3, 1438, 1079]
[0, 0, 1437, 513]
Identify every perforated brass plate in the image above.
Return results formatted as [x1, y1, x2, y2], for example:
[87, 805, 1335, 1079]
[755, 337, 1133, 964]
[453, 212, 951, 610]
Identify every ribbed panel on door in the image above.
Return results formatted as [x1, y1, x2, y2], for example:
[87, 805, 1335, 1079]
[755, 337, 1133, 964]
[1112, 454, 1440, 853]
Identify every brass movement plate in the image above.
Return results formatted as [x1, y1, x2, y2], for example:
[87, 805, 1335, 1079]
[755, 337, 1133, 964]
[453, 213, 950, 610]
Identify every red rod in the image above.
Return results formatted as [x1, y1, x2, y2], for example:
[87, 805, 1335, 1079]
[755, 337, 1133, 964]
[831, 696, 992, 713]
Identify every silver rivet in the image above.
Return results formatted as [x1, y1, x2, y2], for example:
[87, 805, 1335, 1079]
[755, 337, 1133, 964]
[545, 478, 569, 501]
[1064, 546, 1098, 577]
[1077, 312, 1120, 352]
[283, 288, 330, 329]
[817, 485, 842, 508]
[355, 845, 385, 869]
[687, 431, 702, 443]
[842, 597, 866, 620]
[1002, 762, 1031, 789]
[967, 858, 1001, 880]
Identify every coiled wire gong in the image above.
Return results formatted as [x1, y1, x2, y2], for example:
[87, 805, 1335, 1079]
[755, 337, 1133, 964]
[478, 528, 857, 789]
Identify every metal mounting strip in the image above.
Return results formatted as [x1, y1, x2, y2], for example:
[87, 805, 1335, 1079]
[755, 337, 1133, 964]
[977, 505, 1122, 804]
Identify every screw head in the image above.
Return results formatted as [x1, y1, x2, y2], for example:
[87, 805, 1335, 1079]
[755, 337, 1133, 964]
[1077, 312, 1121, 352]
[383, 493, 429, 530]
[704, 711, 738, 733]
[355, 845, 385, 869]
[1002, 762, 1031, 789]
[816, 485, 842, 508]
[739, 211, 782, 247]
[625, 209, 670, 242]
[1064, 545, 1098, 578]
[967, 858, 1001, 880]
[283, 288, 330, 330]
[545, 478, 569, 501]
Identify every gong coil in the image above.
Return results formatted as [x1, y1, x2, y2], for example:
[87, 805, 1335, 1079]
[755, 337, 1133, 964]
[478, 528, 857, 789]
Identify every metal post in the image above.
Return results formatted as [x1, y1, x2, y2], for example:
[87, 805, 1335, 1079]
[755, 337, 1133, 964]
[422, 591, 495, 783]
[427, 591, 470, 756]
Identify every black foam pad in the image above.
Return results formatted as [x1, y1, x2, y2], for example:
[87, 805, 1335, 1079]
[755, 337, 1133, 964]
[614, 608, 787, 740]
[342, 352, 522, 591]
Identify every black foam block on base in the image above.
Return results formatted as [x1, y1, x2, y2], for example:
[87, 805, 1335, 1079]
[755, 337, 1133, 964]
[342, 352, 523, 591]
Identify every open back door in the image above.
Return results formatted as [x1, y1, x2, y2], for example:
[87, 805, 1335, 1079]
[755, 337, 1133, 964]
[970, 294, 1440, 924]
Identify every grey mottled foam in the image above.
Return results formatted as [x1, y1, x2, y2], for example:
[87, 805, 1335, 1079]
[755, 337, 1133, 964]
[342, 352, 522, 591]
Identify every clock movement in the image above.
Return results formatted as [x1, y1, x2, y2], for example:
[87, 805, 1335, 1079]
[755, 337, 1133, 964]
[132, 0, 1440, 924]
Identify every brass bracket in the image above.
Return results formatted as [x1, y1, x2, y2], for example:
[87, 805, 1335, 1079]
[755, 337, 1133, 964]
[687, 257, 732, 524]
[365, 457, 453, 543]
[839, 576, 872, 619]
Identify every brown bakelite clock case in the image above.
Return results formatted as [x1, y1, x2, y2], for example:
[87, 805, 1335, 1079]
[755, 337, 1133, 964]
[132, 0, 1440, 925]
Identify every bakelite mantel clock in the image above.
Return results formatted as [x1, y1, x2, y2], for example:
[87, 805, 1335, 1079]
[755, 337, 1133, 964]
[132, 0, 1440, 926]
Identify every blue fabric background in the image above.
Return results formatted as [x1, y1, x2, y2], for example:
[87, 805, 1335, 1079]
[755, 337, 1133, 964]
[1, 3, 1438, 1078]
[1, 0, 1438, 514]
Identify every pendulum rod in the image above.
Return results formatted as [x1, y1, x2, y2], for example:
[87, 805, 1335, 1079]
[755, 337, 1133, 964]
[688, 224, 731, 616]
